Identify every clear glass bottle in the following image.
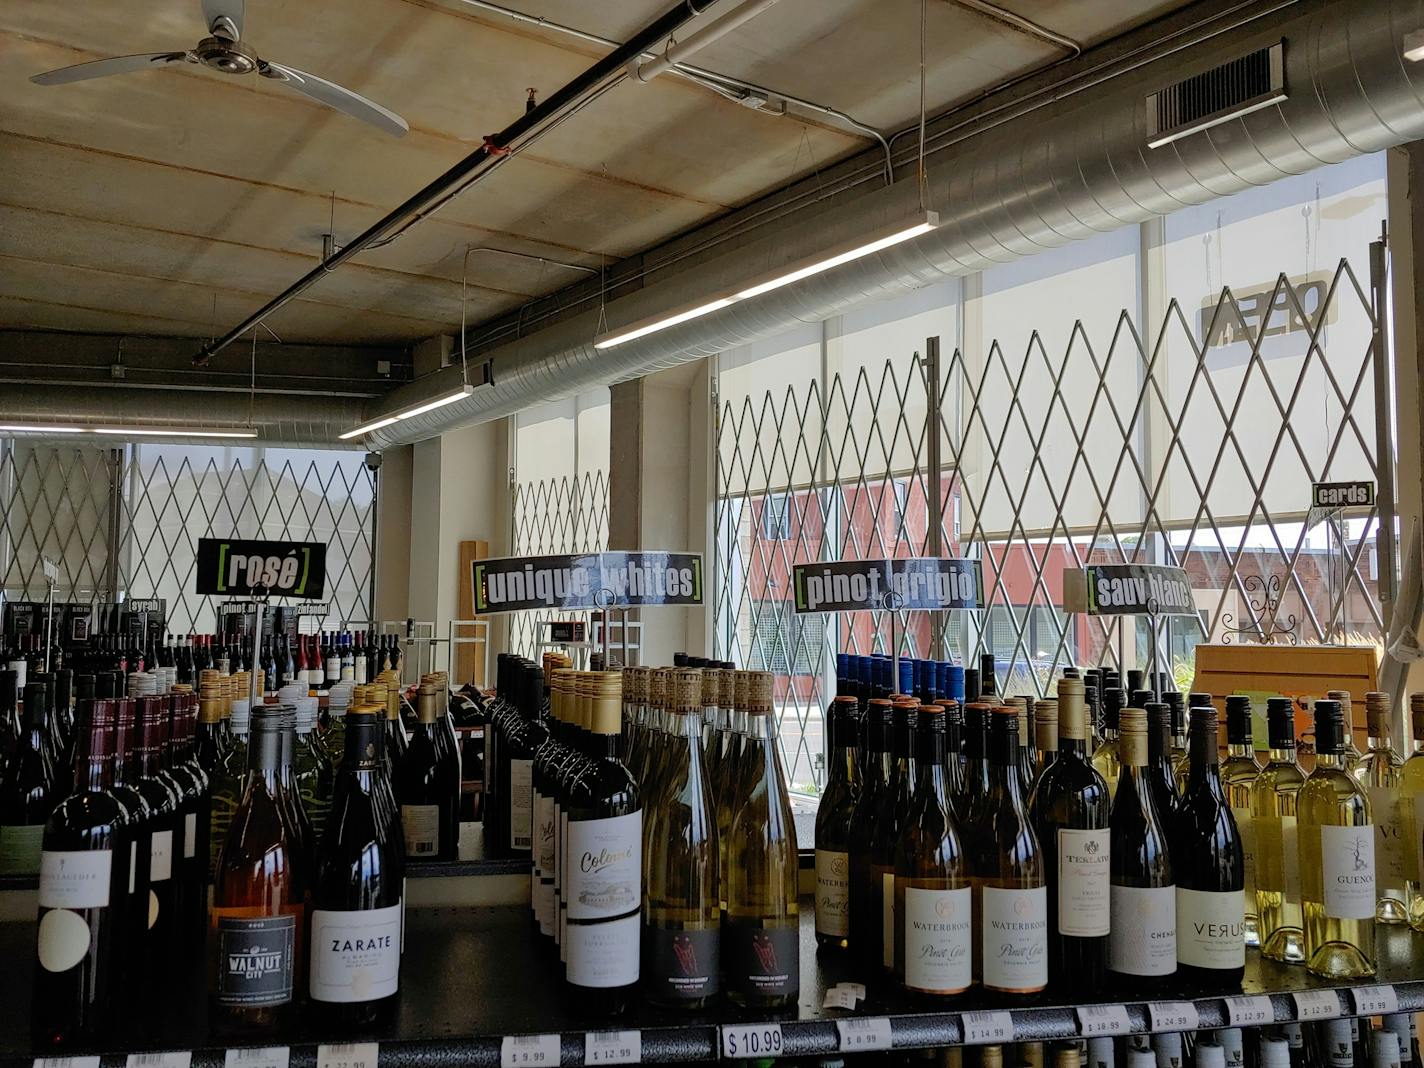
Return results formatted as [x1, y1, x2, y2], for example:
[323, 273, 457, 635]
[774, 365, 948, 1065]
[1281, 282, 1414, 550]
[1299, 698, 1376, 978]
[1030, 697, 1058, 794]
[1221, 694, 1262, 947]
[1328, 690, 1365, 774]
[1356, 691, 1406, 924]
[1091, 687, 1124, 800]
[1253, 697, 1307, 963]
[813, 696, 859, 950]
[1401, 693, 1424, 931]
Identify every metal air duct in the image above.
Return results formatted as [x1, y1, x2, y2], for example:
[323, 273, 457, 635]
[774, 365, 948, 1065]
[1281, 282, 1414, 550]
[360, 0, 1424, 448]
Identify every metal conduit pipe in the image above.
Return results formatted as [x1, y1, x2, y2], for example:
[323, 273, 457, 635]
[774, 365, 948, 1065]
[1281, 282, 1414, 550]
[634, 0, 786, 82]
[361, 0, 1424, 450]
[192, 0, 717, 367]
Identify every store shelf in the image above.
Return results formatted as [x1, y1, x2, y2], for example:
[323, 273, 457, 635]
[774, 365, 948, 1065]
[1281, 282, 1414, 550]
[3, 906, 1423, 1067]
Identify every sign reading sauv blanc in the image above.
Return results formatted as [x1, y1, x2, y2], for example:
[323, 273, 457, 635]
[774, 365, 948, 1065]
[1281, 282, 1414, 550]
[1084, 563, 1196, 617]
[791, 557, 983, 614]
[195, 538, 327, 599]
[472, 551, 704, 613]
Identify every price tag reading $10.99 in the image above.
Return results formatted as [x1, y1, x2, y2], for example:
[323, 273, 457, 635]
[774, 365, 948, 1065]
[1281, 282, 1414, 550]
[722, 1024, 783, 1060]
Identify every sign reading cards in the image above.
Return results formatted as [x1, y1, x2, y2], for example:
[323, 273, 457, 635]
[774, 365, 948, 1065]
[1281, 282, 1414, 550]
[195, 539, 326, 599]
[1312, 480, 1375, 509]
[791, 557, 982, 613]
[473, 552, 703, 614]
[1084, 564, 1196, 617]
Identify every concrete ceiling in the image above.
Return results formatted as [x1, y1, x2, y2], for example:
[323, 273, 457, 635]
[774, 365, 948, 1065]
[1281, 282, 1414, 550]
[0, 0, 1189, 351]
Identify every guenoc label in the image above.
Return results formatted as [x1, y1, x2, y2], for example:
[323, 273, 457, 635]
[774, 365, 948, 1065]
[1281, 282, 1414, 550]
[0, 823, 44, 875]
[215, 913, 297, 1006]
[643, 924, 719, 1000]
[566, 911, 640, 989]
[1230, 805, 1256, 897]
[1174, 887, 1245, 968]
[566, 812, 641, 921]
[727, 921, 798, 998]
[980, 885, 1047, 991]
[400, 804, 440, 858]
[309, 902, 402, 1004]
[1056, 828, 1110, 936]
[881, 870, 895, 968]
[149, 829, 173, 883]
[38, 849, 113, 910]
[814, 850, 850, 938]
[1108, 883, 1175, 976]
[509, 759, 534, 852]
[1367, 786, 1406, 891]
[1321, 824, 1377, 919]
[902, 885, 972, 993]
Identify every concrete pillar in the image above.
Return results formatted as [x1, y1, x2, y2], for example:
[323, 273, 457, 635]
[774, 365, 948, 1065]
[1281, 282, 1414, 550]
[373, 444, 413, 623]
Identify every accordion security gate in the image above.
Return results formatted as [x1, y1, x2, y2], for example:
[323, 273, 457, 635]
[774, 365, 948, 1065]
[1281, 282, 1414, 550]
[0, 441, 376, 637]
[715, 254, 1393, 793]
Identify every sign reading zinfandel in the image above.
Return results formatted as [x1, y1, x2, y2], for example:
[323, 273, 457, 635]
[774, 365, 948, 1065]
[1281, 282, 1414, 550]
[472, 551, 704, 613]
[1085, 564, 1196, 617]
[791, 557, 983, 614]
[195, 538, 326, 598]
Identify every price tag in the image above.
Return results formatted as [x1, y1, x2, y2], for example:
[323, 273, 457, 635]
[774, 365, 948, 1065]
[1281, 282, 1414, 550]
[1077, 1005, 1133, 1037]
[962, 1011, 1015, 1045]
[1293, 991, 1343, 1021]
[836, 1018, 893, 1053]
[721, 1023, 784, 1059]
[34, 1059, 101, 1068]
[1352, 986, 1399, 1016]
[823, 987, 859, 1010]
[1225, 996, 1274, 1027]
[585, 1031, 641, 1065]
[501, 1035, 560, 1068]
[1149, 1003, 1200, 1032]
[127, 1056, 192, 1068]
[225, 1050, 290, 1068]
[318, 1045, 379, 1068]
[840, 982, 866, 999]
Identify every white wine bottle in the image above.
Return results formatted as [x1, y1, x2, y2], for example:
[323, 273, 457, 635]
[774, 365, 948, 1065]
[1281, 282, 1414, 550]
[1253, 697, 1307, 963]
[1401, 693, 1424, 931]
[1327, 690, 1366, 773]
[1299, 698, 1376, 978]
[725, 670, 799, 1010]
[1358, 691, 1406, 924]
[1221, 695, 1261, 947]
[1090, 687, 1124, 800]
[813, 696, 859, 950]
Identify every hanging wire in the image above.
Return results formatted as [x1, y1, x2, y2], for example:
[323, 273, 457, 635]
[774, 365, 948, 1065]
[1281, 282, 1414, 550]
[918, 0, 929, 210]
[458, 247, 475, 386]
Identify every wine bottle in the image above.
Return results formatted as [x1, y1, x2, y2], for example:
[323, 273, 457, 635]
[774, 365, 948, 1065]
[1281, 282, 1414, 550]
[294, 697, 334, 844]
[1030, 697, 1057, 791]
[1091, 687, 1124, 799]
[974, 706, 1047, 998]
[397, 682, 460, 860]
[893, 704, 971, 998]
[554, 668, 590, 960]
[0, 668, 54, 875]
[132, 696, 183, 980]
[564, 671, 641, 1013]
[378, 677, 410, 789]
[1173, 705, 1245, 987]
[103, 696, 153, 1026]
[1402, 693, 1424, 931]
[848, 697, 891, 970]
[1030, 677, 1110, 993]
[714, 669, 747, 920]
[814, 695, 859, 950]
[1253, 696, 1307, 963]
[1145, 701, 1180, 825]
[960, 701, 992, 826]
[1011, 696, 1036, 795]
[642, 667, 719, 1009]
[165, 691, 210, 951]
[309, 706, 404, 1026]
[532, 671, 570, 940]
[31, 699, 128, 1047]
[1107, 707, 1175, 990]
[210, 704, 307, 1034]
[725, 670, 798, 1009]
[1222, 695, 1261, 947]
[871, 700, 917, 974]
[1299, 698, 1376, 978]
[1358, 691, 1407, 924]
[1327, 689, 1366, 773]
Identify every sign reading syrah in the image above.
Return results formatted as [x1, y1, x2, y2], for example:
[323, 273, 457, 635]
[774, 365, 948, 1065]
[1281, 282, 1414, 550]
[1085, 564, 1196, 617]
[195, 538, 327, 599]
[1312, 480, 1375, 509]
[791, 557, 983, 614]
[473, 551, 704, 613]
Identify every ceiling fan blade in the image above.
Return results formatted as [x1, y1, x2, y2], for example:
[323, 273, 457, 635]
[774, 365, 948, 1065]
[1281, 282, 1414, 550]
[201, 0, 244, 40]
[262, 61, 409, 137]
[30, 51, 191, 85]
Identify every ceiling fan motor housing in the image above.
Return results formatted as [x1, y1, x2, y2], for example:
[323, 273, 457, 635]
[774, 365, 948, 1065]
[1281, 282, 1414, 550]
[195, 36, 258, 75]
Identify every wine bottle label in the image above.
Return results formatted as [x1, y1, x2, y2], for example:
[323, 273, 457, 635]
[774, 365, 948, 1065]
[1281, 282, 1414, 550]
[36, 906, 94, 972]
[354, 659, 368, 684]
[1174, 887, 1245, 968]
[150, 828, 173, 883]
[1321, 823, 1377, 918]
[566, 812, 641, 920]
[1056, 828, 1111, 936]
[980, 884, 1048, 991]
[643, 923, 720, 1000]
[881, 870, 895, 968]
[1108, 883, 1176, 976]
[566, 912, 640, 989]
[509, 759, 534, 852]
[400, 804, 441, 857]
[183, 812, 197, 859]
[903, 885, 972, 993]
[0, 823, 44, 875]
[326, 656, 341, 680]
[38, 849, 112, 909]
[215, 912, 297, 1006]
[1367, 787, 1407, 891]
[814, 850, 850, 938]
[726, 921, 798, 998]
[1230, 804, 1256, 895]
[309, 902, 402, 1003]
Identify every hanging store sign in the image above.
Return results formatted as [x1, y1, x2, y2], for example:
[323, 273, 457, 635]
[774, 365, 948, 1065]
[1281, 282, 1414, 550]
[1073, 563, 1197, 617]
[790, 557, 983, 613]
[472, 551, 704, 613]
[1312, 480, 1375, 509]
[194, 538, 327, 599]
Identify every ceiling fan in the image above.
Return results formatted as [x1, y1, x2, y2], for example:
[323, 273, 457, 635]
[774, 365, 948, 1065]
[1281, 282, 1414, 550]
[29, 0, 409, 137]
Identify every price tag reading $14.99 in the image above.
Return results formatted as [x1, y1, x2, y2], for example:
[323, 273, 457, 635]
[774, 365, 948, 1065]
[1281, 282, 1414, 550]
[836, 1018, 892, 1053]
[721, 1024, 783, 1060]
[501, 1035, 560, 1068]
[585, 1031, 641, 1065]
[962, 1011, 1014, 1045]
[1077, 1005, 1133, 1037]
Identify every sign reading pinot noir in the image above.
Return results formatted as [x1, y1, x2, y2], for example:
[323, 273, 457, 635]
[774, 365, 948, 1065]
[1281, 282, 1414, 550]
[472, 551, 704, 613]
[791, 557, 983, 613]
[1084, 564, 1196, 617]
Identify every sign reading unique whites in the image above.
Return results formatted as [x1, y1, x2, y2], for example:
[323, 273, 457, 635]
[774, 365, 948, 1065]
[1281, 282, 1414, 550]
[472, 552, 703, 614]
[195, 539, 327, 599]
[791, 557, 982, 613]
[1312, 480, 1375, 509]
[1083, 564, 1196, 617]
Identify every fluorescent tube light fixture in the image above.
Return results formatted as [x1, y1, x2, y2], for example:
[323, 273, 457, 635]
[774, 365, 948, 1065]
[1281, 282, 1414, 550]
[394, 384, 476, 421]
[593, 210, 938, 350]
[338, 417, 400, 441]
[0, 424, 83, 434]
[0, 423, 254, 438]
[1406, 28, 1424, 61]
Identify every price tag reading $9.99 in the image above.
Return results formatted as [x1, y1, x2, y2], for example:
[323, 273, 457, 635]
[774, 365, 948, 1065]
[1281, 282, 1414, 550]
[501, 1035, 560, 1068]
[1353, 987, 1399, 1016]
[836, 1018, 892, 1053]
[962, 1011, 1014, 1045]
[1077, 1005, 1133, 1037]
[1225, 996, 1274, 1028]
[317, 1045, 378, 1068]
[721, 1023, 783, 1060]
[585, 1030, 642, 1065]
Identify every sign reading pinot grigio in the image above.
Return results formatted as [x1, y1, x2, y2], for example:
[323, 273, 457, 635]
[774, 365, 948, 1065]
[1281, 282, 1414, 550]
[1084, 563, 1196, 617]
[791, 557, 983, 614]
[195, 538, 327, 599]
[472, 551, 704, 613]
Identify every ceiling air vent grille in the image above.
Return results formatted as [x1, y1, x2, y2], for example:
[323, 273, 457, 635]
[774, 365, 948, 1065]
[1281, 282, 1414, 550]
[1147, 41, 1285, 148]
